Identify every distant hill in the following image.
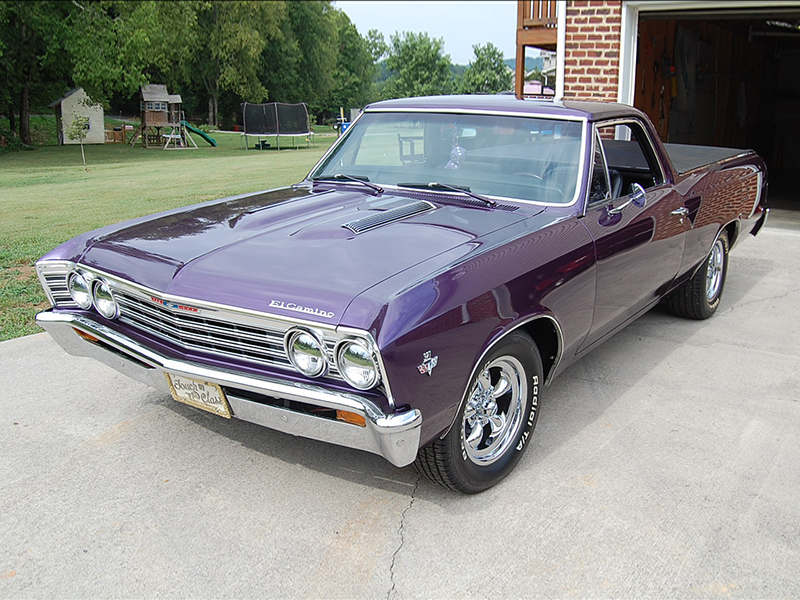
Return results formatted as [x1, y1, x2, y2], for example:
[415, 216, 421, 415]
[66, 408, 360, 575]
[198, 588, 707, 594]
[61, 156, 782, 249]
[504, 56, 544, 72]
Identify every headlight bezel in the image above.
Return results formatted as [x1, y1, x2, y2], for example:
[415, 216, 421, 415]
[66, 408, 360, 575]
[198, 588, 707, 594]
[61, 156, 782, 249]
[67, 271, 93, 310]
[284, 327, 329, 378]
[91, 278, 119, 319]
[335, 339, 380, 390]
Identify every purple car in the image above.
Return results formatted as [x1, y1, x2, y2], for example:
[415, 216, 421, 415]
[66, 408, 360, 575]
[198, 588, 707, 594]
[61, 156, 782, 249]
[36, 96, 768, 493]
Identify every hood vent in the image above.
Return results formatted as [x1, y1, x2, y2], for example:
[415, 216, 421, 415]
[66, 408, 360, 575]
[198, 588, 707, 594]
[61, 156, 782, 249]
[343, 200, 436, 235]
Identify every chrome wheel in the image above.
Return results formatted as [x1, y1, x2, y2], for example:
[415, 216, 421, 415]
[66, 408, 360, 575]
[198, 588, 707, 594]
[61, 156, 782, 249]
[664, 230, 728, 320]
[706, 238, 725, 302]
[462, 356, 527, 465]
[415, 332, 542, 493]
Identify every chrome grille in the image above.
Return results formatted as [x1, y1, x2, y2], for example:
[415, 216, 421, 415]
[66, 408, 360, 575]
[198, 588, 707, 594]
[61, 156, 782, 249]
[115, 291, 342, 379]
[36, 260, 348, 381]
[37, 262, 78, 308]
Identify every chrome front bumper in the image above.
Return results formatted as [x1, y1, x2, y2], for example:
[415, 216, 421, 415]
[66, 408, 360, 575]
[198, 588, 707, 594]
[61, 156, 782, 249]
[36, 310, 422, 467]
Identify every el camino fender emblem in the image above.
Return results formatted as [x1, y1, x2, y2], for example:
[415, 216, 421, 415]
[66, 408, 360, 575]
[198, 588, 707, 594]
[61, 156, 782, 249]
[418, 351, 439, 376]
[269, 300, 335, 319]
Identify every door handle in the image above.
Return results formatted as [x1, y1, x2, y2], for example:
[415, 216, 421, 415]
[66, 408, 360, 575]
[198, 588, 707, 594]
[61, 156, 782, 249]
[671, 207, 689, 217]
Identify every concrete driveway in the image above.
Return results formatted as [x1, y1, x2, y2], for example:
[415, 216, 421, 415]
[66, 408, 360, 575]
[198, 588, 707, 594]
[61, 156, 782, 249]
[2, 214, 799, 598]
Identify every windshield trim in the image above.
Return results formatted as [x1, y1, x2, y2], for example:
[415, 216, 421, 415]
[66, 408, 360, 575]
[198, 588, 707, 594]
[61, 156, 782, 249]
[306, 110, 589, 209]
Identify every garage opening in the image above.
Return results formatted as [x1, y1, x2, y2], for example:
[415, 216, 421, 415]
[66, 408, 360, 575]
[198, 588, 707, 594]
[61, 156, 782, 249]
[632, 7, 800, 208]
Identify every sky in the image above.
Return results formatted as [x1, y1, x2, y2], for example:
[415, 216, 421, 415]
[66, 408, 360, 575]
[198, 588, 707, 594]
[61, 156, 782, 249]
[334, 1, 519, 66]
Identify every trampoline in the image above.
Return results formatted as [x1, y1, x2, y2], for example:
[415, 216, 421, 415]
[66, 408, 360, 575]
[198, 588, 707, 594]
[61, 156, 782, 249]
[241, 102, 314, 150]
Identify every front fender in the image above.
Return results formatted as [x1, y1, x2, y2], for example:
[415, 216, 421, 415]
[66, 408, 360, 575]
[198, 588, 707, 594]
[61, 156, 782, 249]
[342, 214, 596, 448]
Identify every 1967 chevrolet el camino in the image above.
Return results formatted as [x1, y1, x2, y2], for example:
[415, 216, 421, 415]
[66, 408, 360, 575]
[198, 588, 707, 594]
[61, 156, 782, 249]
[35, 96, 768, 493]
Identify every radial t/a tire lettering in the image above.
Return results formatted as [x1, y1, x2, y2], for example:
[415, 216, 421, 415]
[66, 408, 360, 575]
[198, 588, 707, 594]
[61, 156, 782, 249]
[414, 332, 543, 493]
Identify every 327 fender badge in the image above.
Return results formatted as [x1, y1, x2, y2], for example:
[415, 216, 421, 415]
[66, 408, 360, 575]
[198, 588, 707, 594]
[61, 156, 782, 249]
[417, 351, 439, 376]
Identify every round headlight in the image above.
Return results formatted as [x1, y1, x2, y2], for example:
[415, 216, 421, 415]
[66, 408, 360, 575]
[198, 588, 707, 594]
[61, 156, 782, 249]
[285, 329, 327, 378]
[337, 340, 379, 390]
[68, 272, 93, 309]
[92, 279, 118, 319]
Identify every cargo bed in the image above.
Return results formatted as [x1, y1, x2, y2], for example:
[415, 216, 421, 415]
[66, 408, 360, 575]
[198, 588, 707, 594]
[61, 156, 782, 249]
[664, 143, 751, 175]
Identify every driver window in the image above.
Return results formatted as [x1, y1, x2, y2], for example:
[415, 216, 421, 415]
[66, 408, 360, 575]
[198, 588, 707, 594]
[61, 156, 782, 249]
[596, 121, 662, 197]
[588, 130, 610, 204]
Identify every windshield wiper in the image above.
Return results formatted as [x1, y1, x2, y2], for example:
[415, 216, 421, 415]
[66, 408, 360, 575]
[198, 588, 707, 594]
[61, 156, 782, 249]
[397, 181, 496, 207]
[311, 173, 383, 195]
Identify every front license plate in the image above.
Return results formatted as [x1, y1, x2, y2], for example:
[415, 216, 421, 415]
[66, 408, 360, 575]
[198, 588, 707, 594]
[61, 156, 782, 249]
[165, 373, 232, 419]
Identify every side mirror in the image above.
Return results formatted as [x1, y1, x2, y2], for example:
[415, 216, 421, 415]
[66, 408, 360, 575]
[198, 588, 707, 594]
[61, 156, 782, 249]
[608, 183, 648, 215]
[630, 183, 647, 207]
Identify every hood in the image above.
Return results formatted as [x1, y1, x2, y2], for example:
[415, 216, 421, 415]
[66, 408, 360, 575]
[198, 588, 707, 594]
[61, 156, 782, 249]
[79, 185, 536, 324]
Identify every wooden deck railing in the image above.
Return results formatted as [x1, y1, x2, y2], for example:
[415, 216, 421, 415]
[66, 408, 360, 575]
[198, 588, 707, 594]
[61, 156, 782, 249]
[520, 0, 558, 30]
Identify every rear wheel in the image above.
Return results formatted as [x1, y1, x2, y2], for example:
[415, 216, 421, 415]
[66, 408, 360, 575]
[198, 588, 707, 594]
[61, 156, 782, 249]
[414, 332, 542, 493]
[665, 231, 729, 320]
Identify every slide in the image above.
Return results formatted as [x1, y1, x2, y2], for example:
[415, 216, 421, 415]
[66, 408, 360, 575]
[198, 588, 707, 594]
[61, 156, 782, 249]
[182, 121, 217, 147]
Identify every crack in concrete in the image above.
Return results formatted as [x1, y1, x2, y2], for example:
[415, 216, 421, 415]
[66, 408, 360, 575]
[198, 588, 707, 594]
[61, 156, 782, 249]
[723, 287, 800, 314]
[387, 474, 421, 600]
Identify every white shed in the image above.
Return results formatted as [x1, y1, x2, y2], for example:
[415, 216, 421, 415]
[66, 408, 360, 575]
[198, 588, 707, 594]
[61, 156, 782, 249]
[49, 88, 105, 145]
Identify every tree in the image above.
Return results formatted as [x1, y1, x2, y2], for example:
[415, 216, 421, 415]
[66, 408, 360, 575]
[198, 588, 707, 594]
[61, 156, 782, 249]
[65, 112, 90, 168]
[459, 43, 513, 94]
[195, 1, 285, 127]
[261, 1, 338, 117]
[323, 9, 379, 118]
[382, 32, 454, 99]
[67, 1, 200, 106]
[0, 1, 70, 144]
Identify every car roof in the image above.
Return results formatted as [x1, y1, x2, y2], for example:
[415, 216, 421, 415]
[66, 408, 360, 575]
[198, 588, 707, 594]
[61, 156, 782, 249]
[364, 94, 642, 122]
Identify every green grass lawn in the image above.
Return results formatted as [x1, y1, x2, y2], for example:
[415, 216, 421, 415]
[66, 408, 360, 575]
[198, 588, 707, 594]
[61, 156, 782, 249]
[0, 129, 337, 341]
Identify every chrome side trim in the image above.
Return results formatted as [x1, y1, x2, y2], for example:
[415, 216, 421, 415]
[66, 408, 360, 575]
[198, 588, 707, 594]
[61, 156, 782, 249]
[364, 107, 589, 122]
[752, 170, 764, 219]
[678, 151, 754, 177]
[441, 313, 565, 438]
[35, 310, 421, 467]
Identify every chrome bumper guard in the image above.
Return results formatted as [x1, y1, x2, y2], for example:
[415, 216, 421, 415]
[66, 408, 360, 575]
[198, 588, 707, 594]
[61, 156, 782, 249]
[36, 310, 422, 467]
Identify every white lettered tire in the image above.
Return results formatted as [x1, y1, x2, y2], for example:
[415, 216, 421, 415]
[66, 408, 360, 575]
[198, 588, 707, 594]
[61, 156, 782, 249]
[414, 332, 543, 493]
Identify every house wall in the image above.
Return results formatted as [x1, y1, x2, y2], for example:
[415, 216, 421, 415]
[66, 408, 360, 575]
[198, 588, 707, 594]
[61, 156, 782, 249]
[562, 0, 623, 102]
[60, 89, 104, 145]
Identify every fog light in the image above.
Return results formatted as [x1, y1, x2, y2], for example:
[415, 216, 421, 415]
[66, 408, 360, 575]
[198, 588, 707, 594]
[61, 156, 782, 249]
[68, 272, 92, 309]
[285, 329, 327, 378]
[92, 279, 118, 319]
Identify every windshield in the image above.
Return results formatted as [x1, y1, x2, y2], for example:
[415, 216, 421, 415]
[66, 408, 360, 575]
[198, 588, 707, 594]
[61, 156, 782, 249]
[310, 111, 585, 205]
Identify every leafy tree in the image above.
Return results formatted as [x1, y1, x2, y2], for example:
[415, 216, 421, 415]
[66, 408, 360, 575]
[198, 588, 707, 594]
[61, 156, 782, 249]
[366, 29, 387, 64]
[67, 1, 199, 105]
[459, 43, 513, 94]
[382, 31, 454, 99]
[195, 1, 285, 127]
[261, 0, 338, 119]
[0, 1, 70, 144]
[323, 9, 379, 118]
[65, 112, 90, 168]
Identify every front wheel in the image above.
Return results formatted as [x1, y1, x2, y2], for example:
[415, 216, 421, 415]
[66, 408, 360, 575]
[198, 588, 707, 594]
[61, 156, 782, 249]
[665, 230, 729, 320]
[414, 332, 542, 493]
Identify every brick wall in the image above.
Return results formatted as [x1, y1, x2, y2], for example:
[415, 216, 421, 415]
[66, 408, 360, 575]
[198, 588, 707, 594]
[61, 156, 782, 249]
[563, 1, 622, 101]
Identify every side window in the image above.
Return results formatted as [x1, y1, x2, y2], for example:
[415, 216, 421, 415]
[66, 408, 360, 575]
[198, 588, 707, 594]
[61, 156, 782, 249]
[588, 130, 610, 204]
[596, 121, 663, 197]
